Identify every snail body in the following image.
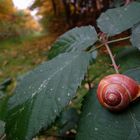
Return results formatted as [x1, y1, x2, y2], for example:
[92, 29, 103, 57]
[97, 74, 140, 111]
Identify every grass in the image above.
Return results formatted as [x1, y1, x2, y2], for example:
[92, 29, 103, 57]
[0, 33, 58, 84]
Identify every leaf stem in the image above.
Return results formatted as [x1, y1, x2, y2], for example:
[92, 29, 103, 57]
[97, 33, 120, 73]
[125, 0, 133, 5]
[104, 42, 119, 74]
[89, 36, 130, 53]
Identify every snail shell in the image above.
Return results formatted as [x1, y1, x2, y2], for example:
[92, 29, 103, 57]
[97, 74, 140, 111]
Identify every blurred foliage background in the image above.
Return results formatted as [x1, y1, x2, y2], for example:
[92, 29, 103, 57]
[0, 0, 119, 83]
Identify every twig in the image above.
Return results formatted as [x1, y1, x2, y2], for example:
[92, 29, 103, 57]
[88, 36, 130, 53]
[104, 42, 119, 73]
[125, 0, 133, 5]
[101, 33, 119, 73]
[0, 134, 6, 140]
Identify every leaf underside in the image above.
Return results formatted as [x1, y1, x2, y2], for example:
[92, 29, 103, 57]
[6, 52, 90, 140]
[76, 68, 140, 140]
[97, 2, 140, 36]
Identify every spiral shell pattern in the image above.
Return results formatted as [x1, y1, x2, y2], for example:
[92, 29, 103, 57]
[97, 74, 139, 111]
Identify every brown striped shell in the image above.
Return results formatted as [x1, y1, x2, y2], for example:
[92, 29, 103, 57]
[97, 74, 139, 111]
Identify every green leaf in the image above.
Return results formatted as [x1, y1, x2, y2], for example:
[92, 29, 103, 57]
[97, 2, 140, 36]
[6, 52, 90, 140]
[112, 0, 124, 7]
[123, 67, 140, 83]
[116, 47, 140, 71]
[0, 92, 8, 121]
[131, 23, 140, 50]
[0, 92, 7, 139]
[57, 108, 79, 135]
[48, 26, 98, 59]
[0, 120, 5, 136]
[76, 69, 140, 140]
[91, 50, 97, 60]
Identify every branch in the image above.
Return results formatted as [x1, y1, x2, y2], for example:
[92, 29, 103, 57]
[0, 134, 6, 140]
[104, 42, 119, 73]
[88, 36, 130, 53]
[100, 33, 119, 74]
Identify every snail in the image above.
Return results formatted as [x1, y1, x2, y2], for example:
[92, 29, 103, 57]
[97, 74, 140, 111]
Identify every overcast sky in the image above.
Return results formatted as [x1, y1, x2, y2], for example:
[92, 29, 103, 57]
[12, 0, 39, 20]
[12, 0, 34, 9]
